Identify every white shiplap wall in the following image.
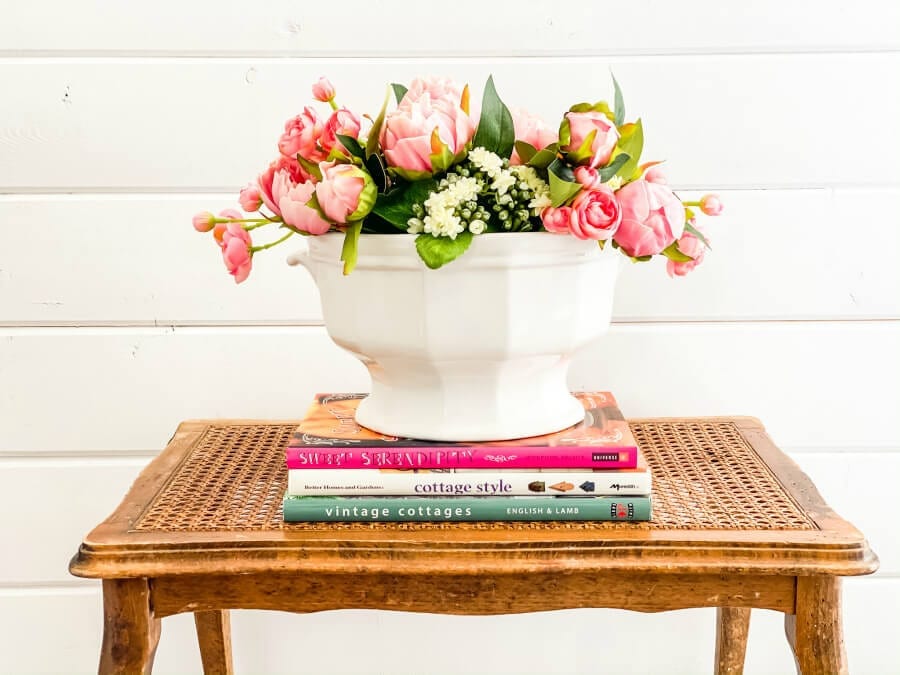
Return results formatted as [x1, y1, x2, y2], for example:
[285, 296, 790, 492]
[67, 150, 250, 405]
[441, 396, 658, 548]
[2, 1, 899, 672]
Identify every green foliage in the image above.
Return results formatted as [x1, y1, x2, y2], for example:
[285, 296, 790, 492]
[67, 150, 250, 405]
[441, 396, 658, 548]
[526, 143, 560, 169]
[371, 178, 438, 230]
[568, 101, 615, 120]
[415, 231, 473, 269]
[614, 119, 643, 181]
[391, 83, 408, 104]
[661, 241, 694, 262]
[548, 158, 582, 208]
[471, 75, 515, 159]
[335, 134, 365, 161]
[514, 140, 537, 165]
[366, 87, 391, 159]
[597, 153, 630, 182]
[340, 221, 362, 275]
[612, 73, 625, 126]
[685, 220, 712, 249]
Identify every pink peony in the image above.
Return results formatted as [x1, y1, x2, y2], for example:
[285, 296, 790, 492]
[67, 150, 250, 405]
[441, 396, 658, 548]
[278, 180, 331, 235]
[311, 77, 336, 103]
[381, 96, 475, 175]
[569, 186, 622, 241]
[667, 224, 708, 277]
[644, 166, 667, 184]
[258, 156, 310, 216]
[238, 185, 262, 212]
[277, 107, 325, 162]
[192, 211, 216, 232]
[613, 179, 686, 257]
[400, 76, 466, 109]
[509, 107, 557, 165]
[319, 108, 363, 156]
[315, 163, 375, 224]
[214, 209, 242, 245]
[541, 206, 575, 234]
[699, 193, 724, 216]
[563, 111, 619, 168]
[220, 222, 252, 284]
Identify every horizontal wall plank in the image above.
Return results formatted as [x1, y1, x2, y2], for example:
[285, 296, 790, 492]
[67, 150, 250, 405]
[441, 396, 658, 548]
[1, 579, 897, 674]
[2, 189, 898, 325]
[3, 451, 895, 584]
[1, 56, 898, 190]
[0, 323, 897, 452]
[4, 1, 899, 56]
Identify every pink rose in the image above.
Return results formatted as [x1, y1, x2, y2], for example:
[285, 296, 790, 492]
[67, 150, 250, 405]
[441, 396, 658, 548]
[220, 222, 252, 284]
[699, 193, 724, 216]
[238, 185, 261, 212]
[319, 108, 363, 156]
[400, 76, 465, 108]
[315, 163, 376, 224]
[192, 211, 216, 232]
[278, 180, 331, 235]
[667, 224, 708, 277]
[258, 156, 310, 216]
[569, 186, 622, 241]
[613, 179, 686, 257]
[381, 97, 475, 175]
[541, 206, 575, 234]
[574, 166, 602, 189]
[311, 77, 336, 103]
[214, 208, 242, 245]
[509, 107, 557, 165]
[563, 111, 619, 168]
[278, 107, 325, 162]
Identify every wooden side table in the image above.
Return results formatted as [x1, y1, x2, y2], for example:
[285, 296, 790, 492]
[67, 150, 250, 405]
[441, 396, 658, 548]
[70, 417, 877, 675]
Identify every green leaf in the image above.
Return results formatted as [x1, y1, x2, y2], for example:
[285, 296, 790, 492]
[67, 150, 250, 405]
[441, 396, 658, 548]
[612, 73, 625, 126]
[568, 101, 614, 120]
[415, 231, 473, 269]
[365, 87, 391, 159]
[685, 221, 712, 250]
[335, 134, 365, 161]
[547, 158, 583, 208]
[429, 128, 456, 173]
[297, 154, 322, 181]
[597, 153, 630, 182]
[514, 140, 537, 165]
[526, 143, 560, 169]
[365, 152, 389, 192]
[630, 255, 653, 263]
[340, 221, 362, 275]
[371, 178, 438, 230]
[661, 241, 694, 262]
[471, 75, 515, 159]
[391, 83, 408, 104]
[615, 119, 643, 181]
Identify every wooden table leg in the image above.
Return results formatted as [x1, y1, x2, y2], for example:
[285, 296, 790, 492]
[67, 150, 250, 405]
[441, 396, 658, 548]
[784, 576, 847, 675]
[715, 607, 751, 674]
[194, 610, 234, 675]
[99, 578, 161, 674]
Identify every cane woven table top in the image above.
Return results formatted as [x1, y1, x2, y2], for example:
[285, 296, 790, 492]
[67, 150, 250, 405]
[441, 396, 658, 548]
[70, 416, 878, 579]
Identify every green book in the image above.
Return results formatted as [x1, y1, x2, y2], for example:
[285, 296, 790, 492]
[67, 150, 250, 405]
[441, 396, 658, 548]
[282, 495, 651, 523]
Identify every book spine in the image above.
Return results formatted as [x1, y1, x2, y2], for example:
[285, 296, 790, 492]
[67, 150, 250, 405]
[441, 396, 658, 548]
[286, 469, 650, 497]
[285, 445, 638, 470]
[282, 496, 652, 522]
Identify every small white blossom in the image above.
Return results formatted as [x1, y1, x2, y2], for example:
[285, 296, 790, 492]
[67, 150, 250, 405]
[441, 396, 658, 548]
[491, 172, 516, 196]
[606, 176, 624, 191]
[529, 193, 552, 213]
[468, 219, 487, 235]
[468, 147, 504, 177]
[407, 217, 425, 234]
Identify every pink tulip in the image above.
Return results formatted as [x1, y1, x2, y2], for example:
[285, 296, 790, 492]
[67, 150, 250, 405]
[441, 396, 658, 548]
[667, 224, 708, 277]
[644, 166, 667, 184]
[192, 211, 216, 232]
[319, 108, 363, 156]
[613, 179, 686, 257]
[509, 107, 557, 165]
[381, 96, 475, 175]
[699, 194, 724, 216]
[574, 166, 602, 189]
[278, 180, 331, 235]
[220, 222, 252, 284]
[563, 111, 619, 168]
[541, 206, 575, 234]
[238, 185, 262, 212]
[315, 163, 376, 224]
[569, 186, 622, 240]
[311, 77, 336, 103]
[278, 107, 325, 162]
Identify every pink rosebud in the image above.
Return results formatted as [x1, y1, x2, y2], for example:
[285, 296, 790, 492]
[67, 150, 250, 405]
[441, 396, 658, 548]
[381, 96, 475, 175]
[667, 224, 708, 277]
[509, 107, 557, 165]
[220, 222, 252, 284]
[278, 107, 326, 163]
[563, 111, 619, 168]
[569, 186, 622, 241]
[238, 185, 262, 212]
[319, 108, 363, 156]
[644, 166, 667, 184]
[574, 166, 602, 189]
[541, 206, 575, 234]
[699, 194, 724, 216]
[315, 162, 376, 224]
[311, 77, 336, 103]
[613, 179, 686, 257]
[278, 180, 332, 235]
[192, 211, 216, 232]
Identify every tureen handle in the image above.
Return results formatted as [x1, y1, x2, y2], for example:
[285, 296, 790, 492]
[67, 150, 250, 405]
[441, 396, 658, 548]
[286, 242, 316, 281]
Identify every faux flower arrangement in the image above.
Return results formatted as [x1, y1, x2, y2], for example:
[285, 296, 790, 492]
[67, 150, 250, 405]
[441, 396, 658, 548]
[193, 75, 723, 281]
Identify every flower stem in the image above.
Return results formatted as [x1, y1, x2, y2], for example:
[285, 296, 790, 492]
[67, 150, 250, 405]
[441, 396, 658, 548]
[250, 230, 294, 253]
[328, 99, 339, 111]
[681, 200, 701, 207]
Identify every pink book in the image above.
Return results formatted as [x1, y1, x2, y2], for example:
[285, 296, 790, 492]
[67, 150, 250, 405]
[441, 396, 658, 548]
[285, 392, 639, 469]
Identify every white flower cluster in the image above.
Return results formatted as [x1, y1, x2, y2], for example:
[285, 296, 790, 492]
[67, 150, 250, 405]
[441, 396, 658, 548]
[468, 147, 516, 196]
[509, 165, 552, 215]
[407, 176, 480, 239]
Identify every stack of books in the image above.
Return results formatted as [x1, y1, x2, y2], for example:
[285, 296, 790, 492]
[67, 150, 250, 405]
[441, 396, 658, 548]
[282, 392, 651, 523]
